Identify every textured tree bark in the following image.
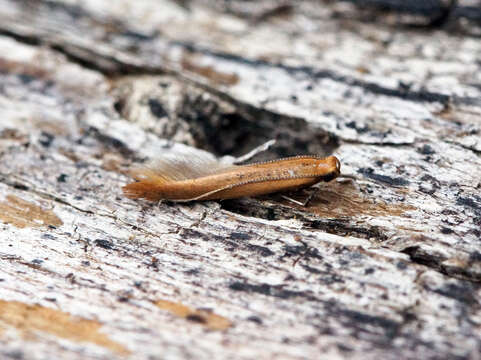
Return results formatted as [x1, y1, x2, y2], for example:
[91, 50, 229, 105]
[0, 1, 480, 359]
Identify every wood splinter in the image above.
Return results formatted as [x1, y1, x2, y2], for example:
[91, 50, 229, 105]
[122, 151, 341, 202]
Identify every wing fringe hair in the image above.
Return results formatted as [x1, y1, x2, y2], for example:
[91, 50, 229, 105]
[122, 151, 235, 201]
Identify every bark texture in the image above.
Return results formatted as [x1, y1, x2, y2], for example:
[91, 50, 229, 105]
[0, 1, 480, 359]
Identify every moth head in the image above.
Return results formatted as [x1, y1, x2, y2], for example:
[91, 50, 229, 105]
[318, 156, 341, 182]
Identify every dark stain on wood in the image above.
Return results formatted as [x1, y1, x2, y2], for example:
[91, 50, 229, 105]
[182, 228, 274, 257]
[456, 195, 481, 215]
[417, 144, 435, 155]
[357, 168, 410, 187]
[338, 308, 400, 342]
[148, 98, 168, 118]
[229, 281, 318, 301]
[81, 126, 136, 159]
[38, 131, 54, 148]
[432, 282, 479, 305]
[401, 245, 447, 269]
[245, 244, 275, 257]
[281, 244, 323, 261]
[94, 239, 114, 250]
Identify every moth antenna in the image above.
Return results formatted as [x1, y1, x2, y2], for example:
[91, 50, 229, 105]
[232, 139, 276, 164]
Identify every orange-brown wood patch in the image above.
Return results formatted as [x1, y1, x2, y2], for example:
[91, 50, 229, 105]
[0, 195, 63, 228]
[155, 299, 232, 331]
[181, 56, 239, 86]
[0, 300, 129, 355]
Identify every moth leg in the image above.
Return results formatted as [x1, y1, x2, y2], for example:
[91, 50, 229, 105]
[337, 174, 358, 183]
[336, 174, 360, 190]
[280, 195, 305, 206]
[300, 187, 319, 207]
[281, 187, 319, 207]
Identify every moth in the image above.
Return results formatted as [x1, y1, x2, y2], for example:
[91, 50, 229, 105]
[122, 151, 341, 202]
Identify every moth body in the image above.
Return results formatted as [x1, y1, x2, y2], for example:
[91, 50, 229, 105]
[123, 153, 340, 202]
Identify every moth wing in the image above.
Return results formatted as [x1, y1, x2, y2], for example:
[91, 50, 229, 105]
[124, 149, 239, 200]
[174, 182, 238, 202]
[132, 150, 236, 182]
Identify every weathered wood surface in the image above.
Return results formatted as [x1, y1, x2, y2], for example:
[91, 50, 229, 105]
[0, 0, 481, 359]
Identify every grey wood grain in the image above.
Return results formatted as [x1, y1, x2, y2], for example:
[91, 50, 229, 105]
[0, 1, 480, 359]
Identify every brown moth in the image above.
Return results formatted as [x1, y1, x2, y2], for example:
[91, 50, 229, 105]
[123, 151, 341, 202]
